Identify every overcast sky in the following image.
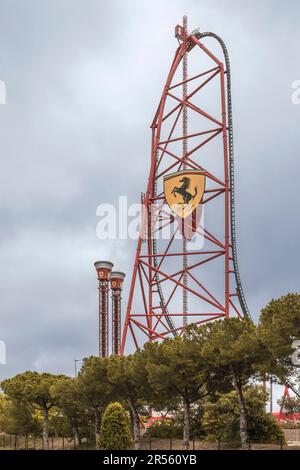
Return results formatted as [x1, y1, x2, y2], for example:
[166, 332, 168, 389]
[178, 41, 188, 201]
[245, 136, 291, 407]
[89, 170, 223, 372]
[0, 0, 299, 410]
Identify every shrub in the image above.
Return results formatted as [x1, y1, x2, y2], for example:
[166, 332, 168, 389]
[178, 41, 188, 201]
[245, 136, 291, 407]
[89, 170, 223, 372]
[98, 402, 133, 450]
[248, 413, 284, 442]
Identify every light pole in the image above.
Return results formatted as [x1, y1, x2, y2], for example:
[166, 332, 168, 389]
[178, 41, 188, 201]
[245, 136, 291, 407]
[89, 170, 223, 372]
[74, 359, 81, 378]
[270, 375, 273, 414]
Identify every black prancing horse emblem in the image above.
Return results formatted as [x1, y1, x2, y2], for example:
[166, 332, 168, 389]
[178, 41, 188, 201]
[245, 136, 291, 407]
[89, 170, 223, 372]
[171, 177, 198, 205]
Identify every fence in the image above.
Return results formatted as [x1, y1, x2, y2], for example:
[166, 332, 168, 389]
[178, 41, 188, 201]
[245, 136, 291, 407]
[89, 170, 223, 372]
[0, 434, 91, 450]
[283, 429, 300, 446]
[0, 434, 297, 451]
[140, 436, 288, 451]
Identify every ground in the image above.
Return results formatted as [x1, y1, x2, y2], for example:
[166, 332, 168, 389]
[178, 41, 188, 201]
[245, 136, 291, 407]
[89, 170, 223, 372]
[140, 438, 300, 451]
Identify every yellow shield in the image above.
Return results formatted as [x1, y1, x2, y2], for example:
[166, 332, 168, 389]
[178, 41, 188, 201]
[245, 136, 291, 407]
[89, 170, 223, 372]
[163, 170, 206, 219]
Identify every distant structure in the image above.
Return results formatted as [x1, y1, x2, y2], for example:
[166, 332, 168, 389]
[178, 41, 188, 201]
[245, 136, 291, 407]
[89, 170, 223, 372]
[273, 386, 300, 424]
[94, 261, 113, 357]
[110, 272, 126, 355]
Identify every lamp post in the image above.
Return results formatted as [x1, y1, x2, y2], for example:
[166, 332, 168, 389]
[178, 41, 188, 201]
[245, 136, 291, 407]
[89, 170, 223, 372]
[94, 261, 114, 357]
[74, 359, 81, 378]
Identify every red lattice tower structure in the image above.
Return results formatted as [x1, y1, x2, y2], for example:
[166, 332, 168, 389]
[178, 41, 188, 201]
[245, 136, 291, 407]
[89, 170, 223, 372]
[120, 18, 250, 354]
[273, 387, 300, 423]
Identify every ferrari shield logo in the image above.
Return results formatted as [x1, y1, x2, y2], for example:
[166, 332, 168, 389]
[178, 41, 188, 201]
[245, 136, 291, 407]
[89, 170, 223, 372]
[164, 170, 206, 219]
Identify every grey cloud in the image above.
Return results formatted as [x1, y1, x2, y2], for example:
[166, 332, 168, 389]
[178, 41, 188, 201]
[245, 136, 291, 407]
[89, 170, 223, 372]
[0, 0, 299, 379]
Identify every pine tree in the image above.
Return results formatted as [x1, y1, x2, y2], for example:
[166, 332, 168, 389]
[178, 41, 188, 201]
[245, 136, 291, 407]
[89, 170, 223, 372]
[107, 354, 146, 450]
[1, 372, 67, 450]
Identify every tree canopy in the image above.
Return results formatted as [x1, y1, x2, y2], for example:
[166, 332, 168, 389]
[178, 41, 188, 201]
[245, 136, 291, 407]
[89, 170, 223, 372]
[1, 292, 299, 450]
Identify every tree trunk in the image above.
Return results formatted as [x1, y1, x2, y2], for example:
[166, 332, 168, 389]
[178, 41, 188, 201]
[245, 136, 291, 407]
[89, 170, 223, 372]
[129, 400, 141, 450]
[42, 407, 49, 450]
[129, 407, 134, 436]
[183, 398, 190, 450]
[74, 425, 82, 446]
[231, 368, 250, 450]
[95, 409, 101, 447]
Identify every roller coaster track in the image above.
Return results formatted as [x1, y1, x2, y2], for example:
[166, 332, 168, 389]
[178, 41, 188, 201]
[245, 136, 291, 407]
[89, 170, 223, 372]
[194, 31, 251, 320]
[152, 29, 251, 329]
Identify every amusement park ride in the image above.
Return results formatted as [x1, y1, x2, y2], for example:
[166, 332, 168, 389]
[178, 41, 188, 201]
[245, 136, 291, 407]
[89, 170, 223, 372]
[120, 16, 251, 354]
[94, 17, 252, 357]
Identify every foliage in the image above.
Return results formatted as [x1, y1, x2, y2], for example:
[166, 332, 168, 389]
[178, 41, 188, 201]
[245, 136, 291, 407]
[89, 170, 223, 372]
[259, 294, 300, 356]
[143, 335, 211, 404]
[258, 294, 300, 395]
[1, 294, 299, 450]
[47, 406, 73, 437]
[51, 377, 89, 441]
[1, 371, 67, 449]
[1, 372, 65, 411]
[0, 395, 41, 436]
[278, 395, 300, 414]
[77, 356, 112, 409]
[195, 318, 262, 384]
[141, 334, 217, 449]
[193, 318, 263, 449]
[106, 353, 147, 449]
[145, 420, 181, 438]
[98, 402, 133, 450]
[202, 385, 283, 443]
[76, 356, 113, 444]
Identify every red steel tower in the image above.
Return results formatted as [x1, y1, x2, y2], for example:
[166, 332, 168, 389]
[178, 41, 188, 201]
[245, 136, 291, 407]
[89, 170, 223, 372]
[121, 18, 250, 354]
[110, 272, 126, 355]
[94, 261, 113, 357]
